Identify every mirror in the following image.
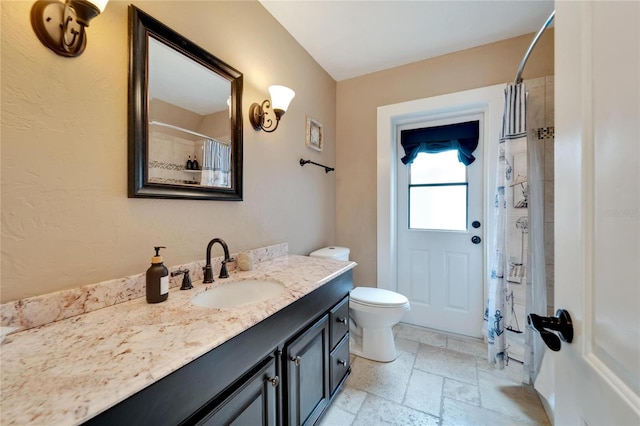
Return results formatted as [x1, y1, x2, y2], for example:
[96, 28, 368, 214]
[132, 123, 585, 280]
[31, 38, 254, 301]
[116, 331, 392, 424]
[128, 6, 243, 200]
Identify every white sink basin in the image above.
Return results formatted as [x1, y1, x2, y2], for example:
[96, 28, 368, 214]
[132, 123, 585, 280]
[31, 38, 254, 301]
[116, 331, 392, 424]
[191, 279, 287, 309]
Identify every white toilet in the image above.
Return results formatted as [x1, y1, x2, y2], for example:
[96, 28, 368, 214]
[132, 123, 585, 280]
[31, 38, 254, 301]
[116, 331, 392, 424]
[309, 247, 410, 362]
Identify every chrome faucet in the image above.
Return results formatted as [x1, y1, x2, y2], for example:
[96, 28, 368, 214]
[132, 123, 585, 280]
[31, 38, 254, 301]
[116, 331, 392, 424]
[203, 238, 234, 283]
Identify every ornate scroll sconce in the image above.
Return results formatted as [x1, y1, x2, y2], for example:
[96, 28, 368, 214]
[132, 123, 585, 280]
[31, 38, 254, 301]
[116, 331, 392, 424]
[249, 85, 295, 133]
[31, 0, 109, 57]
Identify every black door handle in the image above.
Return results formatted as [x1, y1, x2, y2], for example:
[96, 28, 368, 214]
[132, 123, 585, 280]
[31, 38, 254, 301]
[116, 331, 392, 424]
[472, 220, 481, 228]
[527, 309, 573, 351]
[471, 236, 481, 244]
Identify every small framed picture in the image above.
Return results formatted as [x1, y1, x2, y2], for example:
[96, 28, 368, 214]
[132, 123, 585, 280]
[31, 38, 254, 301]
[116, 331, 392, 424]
[305, 117, 323, 152]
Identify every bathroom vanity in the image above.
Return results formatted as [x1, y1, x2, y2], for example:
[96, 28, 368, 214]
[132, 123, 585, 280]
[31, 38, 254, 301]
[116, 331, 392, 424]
[0, 253, 355, 426]
[86, 271, 352, 425]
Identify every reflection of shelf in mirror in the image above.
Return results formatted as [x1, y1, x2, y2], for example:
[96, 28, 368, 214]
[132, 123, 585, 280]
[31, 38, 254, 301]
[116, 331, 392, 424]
[149, 121, 229, 145]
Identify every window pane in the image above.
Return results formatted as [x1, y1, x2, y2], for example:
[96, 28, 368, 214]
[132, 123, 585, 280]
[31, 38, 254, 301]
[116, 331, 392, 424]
[409, 185, 467, 231]
[410, 150, 466, 184]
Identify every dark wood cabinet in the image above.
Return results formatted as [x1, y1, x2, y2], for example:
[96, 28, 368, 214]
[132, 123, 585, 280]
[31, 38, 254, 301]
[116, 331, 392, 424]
[284, 315, 330, 426]
[283, 296, 351, 426]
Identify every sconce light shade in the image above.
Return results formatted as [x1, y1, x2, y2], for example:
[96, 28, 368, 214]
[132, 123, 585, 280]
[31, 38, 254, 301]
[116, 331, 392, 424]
[31, 0, 109, 57]
[87, 0, 108, 12]
[249, 85, 295, 133]
[268, 85, 296, 114]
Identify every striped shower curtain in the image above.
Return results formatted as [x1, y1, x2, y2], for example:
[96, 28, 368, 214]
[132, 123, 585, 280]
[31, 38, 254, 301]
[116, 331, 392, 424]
[487, 84, 529, 368]
[200, 138, 231, 188]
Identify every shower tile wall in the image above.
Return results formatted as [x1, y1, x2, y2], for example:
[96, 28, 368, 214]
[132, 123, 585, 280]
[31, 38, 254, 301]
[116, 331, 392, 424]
[528, 75, 555, 315]
[529, 75, 555, 317]
[148, 130, 203, 184]
[543, 76, 555, 316]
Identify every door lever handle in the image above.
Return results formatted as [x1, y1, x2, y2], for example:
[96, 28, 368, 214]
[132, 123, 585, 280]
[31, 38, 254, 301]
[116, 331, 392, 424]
[527, 309, 573, 352]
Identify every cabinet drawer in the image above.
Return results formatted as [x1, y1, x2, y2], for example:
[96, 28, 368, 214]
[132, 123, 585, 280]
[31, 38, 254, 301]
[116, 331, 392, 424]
[329, 296, 349, 349]
[330, 334, 350, 395]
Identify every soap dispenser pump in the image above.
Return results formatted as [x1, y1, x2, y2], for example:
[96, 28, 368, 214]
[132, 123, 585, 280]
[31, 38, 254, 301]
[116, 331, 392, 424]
[146, 246, 169, 303]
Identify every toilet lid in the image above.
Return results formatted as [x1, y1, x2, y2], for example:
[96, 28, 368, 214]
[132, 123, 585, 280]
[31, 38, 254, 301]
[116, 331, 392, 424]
[350, 287, 408, 307]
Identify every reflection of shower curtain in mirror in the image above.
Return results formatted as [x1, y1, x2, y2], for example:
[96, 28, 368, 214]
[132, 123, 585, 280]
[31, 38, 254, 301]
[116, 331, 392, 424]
[200, 138, 231, 188]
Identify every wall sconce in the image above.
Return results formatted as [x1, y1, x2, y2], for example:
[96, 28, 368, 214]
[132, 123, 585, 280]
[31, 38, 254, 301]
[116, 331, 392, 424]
[31, 0, 109, 57]
[249, 85, 295, 133]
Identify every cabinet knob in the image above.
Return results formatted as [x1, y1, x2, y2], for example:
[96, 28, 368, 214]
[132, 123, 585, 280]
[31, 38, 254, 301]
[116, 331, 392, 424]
[337, 359, 347, 366]
[336, 317, 347, 325]
[291, 356, 301, 367]
[268, 376, 279, 387]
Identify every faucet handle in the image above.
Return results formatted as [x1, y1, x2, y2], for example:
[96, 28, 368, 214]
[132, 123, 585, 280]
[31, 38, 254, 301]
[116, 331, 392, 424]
[179, 269, 193, 290]
[217, 257, 233, 278]
[219, 257, 236, 279]
[171, 269, 193, 290]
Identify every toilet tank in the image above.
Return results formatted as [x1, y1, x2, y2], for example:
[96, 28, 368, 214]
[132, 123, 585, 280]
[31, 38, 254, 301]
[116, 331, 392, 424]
[309, 246, 350, 261]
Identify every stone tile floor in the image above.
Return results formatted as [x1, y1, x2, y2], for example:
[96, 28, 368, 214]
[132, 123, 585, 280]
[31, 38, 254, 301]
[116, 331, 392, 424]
[319, 323, 550, 426]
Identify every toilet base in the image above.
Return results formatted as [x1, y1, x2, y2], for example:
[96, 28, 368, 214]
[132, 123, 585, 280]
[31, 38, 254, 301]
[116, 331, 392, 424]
[349, 326, 398, 362]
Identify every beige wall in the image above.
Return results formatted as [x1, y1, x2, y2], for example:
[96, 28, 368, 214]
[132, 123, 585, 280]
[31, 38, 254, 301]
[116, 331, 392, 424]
[1, 1, 337, 302]
[200, 110, 232, 142]
[150, 99, 203, 141]
[335, 30, 554, 287]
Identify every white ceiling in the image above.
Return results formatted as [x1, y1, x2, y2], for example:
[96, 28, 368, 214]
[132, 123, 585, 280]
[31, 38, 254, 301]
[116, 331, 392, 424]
[260, 0, 555, 81]
[149, 37, 230, 116]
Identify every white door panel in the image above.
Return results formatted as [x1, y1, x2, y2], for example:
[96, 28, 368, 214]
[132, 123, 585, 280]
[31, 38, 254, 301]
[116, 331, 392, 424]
[555, 1, 640, 424]
[397, 115, 483, 337]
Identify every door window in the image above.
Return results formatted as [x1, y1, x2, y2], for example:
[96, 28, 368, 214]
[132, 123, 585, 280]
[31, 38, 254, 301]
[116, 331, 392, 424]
[408, 150, 467, 231]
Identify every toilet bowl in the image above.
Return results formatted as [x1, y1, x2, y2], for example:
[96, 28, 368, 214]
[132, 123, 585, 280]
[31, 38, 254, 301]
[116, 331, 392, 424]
[309, 246, 410, 363]
[349, 287, 410, 362]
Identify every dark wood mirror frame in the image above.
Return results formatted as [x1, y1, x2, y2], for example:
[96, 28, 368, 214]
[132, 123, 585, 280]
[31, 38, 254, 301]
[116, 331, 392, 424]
[128, 5, 243, 201]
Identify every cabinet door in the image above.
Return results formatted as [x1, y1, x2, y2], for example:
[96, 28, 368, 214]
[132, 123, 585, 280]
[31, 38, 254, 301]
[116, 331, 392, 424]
[285, 314, 329, 426]
[197, 356, 278, 426]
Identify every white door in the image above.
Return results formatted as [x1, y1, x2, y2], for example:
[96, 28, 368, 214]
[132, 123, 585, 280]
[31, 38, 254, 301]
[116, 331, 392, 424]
[396, 114, 484, 337]
[555, 1, 640, 424]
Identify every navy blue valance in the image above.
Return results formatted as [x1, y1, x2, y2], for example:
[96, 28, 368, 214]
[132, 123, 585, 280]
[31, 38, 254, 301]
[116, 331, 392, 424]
[400, 121, 480, 166]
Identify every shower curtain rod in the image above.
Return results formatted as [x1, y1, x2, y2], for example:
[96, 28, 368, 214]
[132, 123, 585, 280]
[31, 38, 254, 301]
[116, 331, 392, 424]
[149, 121, 229, 145]
[514, 10, 555, 85]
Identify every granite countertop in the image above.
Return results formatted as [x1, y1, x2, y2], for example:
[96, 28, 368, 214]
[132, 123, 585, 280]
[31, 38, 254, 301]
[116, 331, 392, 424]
[0, 255, 356, 426]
